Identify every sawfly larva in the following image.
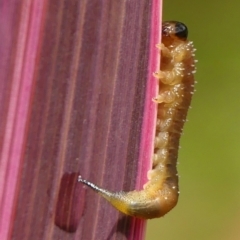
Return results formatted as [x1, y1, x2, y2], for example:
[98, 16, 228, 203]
[78, 21, 197, 219]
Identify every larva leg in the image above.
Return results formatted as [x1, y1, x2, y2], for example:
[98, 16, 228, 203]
[153, 90, 175, 104]
[153, 70, 165, 80]
[154, 62, 185, 85]
[155, 43, 171, 57]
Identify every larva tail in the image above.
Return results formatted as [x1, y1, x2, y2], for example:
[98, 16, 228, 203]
[78, 176, 131, 216]
[78, 175, 178, 219]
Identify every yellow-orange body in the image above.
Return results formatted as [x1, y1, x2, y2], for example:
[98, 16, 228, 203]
[78, 21, 196, 219]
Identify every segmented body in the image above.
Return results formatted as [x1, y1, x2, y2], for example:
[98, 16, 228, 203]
[78, 21, 196, 219]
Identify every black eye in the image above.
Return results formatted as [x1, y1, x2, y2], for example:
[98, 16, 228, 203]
[175, 22, 188, 40]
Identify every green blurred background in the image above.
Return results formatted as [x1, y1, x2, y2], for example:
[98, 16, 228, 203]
[146, 0, 240, 239]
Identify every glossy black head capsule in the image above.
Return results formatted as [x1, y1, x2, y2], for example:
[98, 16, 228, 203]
[162, 21, 188, 41]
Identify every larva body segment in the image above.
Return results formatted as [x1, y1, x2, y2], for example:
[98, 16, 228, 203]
[78, 21, 196, 219]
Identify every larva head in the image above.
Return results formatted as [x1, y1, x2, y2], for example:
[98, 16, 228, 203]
[162, 21, 188, 46]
